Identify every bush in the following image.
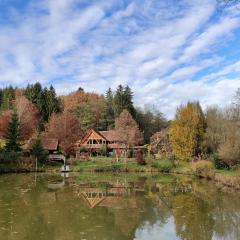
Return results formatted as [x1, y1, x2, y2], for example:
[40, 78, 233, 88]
[151, 160, 174, 172]
[211, 154, 230, 170]
[97, 144, 108, 156]
[192, 160, 214, 178]
[79, 146, 88, 153]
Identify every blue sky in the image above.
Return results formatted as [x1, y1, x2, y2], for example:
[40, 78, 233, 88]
[0, 0, 240, 118]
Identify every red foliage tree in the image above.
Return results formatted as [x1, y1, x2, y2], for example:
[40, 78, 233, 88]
[44, 110, 83, 156]
[0, 111, 11, 138]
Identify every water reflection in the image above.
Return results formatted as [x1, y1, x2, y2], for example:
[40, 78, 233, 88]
[0, 173, 240, 240]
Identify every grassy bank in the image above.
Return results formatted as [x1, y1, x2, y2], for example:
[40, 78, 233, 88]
[73, 157, 240, 190]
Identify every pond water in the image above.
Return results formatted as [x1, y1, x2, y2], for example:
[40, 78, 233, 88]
[0, 173, 239, 240]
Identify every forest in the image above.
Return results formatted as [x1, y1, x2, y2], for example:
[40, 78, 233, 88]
[0, 83, 240, 183]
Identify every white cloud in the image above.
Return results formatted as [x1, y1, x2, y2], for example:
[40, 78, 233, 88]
[0, 0, 239, 119]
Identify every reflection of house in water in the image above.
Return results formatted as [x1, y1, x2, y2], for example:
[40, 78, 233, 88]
[73, 181, 144, 209]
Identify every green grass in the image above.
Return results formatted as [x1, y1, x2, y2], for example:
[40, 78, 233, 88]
[74, 156, 153, 172]
[215, 169, 238, 177]
[171, 161, 193, 175]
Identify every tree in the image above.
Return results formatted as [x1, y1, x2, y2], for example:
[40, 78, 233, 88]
[136, 105, 167, 143]
[150, 129, 172, 159]
[170, 102, 206, 161]
[205, 106, 225, 153]
[0, 86, 15, 111]
[4, 110, 21, 152]
[24, 83, 61, 123]
[45, 110, 83, 156]
[63, 90, 107, 131]
[113, 85, 136, 118]
[115, 110, 143, 163]
[105, 88, 115, 129]
[15, 96, 39, 140]
[31, 138, 47, 170]
[217, 104, 240, 167]
[0, 111, 11, 138]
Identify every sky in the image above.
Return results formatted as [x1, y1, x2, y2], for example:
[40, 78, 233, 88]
[0, 0, 240, 118]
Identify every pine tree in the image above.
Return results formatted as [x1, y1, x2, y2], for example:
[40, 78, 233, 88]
[113, 85, 136, 118]
[24, 83, 61, 123]
[4, 110, 21, 152]
[105, 88, 115, 129]
[123, 85, 135, 117]
[31, 138, 47, 165]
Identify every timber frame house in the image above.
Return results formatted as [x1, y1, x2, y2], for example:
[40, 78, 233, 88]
[75, 129, 125, 151]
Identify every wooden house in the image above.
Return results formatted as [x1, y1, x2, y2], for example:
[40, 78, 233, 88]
[28, 138, 59, 153]
[75, 129, 125, 151]
[75, 129, 145, 156]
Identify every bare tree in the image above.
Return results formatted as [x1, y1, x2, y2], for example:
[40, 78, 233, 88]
[115, 110, 143, 163]
[45, 110, 83, 157]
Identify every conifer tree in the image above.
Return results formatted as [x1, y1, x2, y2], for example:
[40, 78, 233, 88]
[31, 138, 47, 165]
[4, 110, 21, 152]
[105, 88, 115, 129]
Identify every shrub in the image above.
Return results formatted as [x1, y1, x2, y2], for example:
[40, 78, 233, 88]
[136, 149, 146, 165]
[79, 146, 88, 153]
[211, 154, 230, 170]
[192, 160, 214, 178]
[97, 144, 108, 156]
[151, 160, 174, 172]
[0, 151, 21, 166]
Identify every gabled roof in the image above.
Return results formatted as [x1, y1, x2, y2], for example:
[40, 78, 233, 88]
[28, 138, 59, 151]
[80, 129, 107, 144]
[99, 130, 122, 142]
[42, 138, 59, 151]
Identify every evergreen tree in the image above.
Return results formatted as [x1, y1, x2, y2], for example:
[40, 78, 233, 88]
[4, 110, 21, 152]
[170, 102, 206, 161]
[105, 88, 115, 129]
[113, 85, 136, 118]
[114, 84, 125, 117]
[0, 86, 15, 111]
[31, 138, 47, 164]
[123, 85, 135, 117]
[24, 83, 61, 123]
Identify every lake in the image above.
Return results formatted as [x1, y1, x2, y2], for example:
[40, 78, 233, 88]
[0, 173, 239, 240]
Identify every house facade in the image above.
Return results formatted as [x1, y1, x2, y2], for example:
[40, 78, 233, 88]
[75, 129, 144, 153]
[75, 129, 125, 151]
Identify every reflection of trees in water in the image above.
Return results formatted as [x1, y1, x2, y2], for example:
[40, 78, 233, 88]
[1, 175, 240, 240]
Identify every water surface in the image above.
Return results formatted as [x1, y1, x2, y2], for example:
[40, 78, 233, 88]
[0, 173, 239, 240]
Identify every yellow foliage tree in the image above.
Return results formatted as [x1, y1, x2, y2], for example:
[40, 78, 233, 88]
[170, 102, 206, 161]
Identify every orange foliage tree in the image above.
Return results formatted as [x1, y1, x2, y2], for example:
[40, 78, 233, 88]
[62, 91, 107, 131]
[44, 110, 83, 156]
[0, 111, 11, 139]
[15, 96, 39, 140]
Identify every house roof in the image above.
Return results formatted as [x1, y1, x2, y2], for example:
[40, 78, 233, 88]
[42, 138, 59, 151]
[79, 129, 107, 144]
[99, 130, 122, 142]
[28, 138, 59, 151]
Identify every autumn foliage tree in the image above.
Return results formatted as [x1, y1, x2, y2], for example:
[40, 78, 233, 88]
[44, 110, 82, 156]
[170, 102, 206, 161]
[0, 111, 11, 138]
[150, 128, 172, 159]
[62, 91, 107, 131]
[115, 110, 143, 162]
[15, 96, 39, 140]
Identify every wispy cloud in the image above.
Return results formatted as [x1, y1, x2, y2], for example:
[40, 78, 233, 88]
[0, 0, 239, 118]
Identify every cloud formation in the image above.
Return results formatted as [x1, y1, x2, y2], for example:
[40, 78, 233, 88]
[0, 0, 239, 118]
